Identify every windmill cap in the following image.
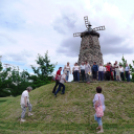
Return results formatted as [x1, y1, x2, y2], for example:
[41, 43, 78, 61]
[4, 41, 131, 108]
[88, 22, 92, 26]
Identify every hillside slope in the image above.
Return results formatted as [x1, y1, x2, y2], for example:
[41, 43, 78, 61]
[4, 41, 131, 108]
[0, 82, 134, 134]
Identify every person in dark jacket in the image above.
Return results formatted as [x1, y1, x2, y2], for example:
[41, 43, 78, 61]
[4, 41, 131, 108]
[92, 62, 98, 81]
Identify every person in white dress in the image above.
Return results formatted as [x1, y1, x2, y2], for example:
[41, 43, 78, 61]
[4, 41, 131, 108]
[115, 64, 121, 81]
[64, 62, 71, 81]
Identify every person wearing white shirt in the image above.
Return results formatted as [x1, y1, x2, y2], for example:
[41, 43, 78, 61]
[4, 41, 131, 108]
[119, 65, 125, 81]
[20, 87, 33, 122]
[80, 62, 85, 82]
[98, 63, 104, 81]
[64, 62, 71, 81]
[125, 64, 130, 82]
[54, 71, 67, 97]
[72, 63, 80, 82]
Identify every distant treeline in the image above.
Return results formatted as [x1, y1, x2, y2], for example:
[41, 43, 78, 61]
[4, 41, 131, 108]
[117, 56, 134, 82]
[0, 51, 55, 97]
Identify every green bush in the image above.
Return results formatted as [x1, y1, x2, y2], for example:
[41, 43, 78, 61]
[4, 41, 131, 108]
[131, 73, 134, 82]
[0, 88, 11, 97]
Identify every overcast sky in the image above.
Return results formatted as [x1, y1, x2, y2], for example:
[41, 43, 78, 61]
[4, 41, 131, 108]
[0, 0, 134, 79]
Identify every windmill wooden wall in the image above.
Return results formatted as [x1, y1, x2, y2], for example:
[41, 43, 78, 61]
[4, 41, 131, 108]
[78, 34, 103, 66]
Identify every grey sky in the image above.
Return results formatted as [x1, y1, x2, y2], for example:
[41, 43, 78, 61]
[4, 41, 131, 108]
[0, 0, 134, 72]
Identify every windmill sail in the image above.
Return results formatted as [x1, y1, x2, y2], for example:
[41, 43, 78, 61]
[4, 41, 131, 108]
[73, 32, 81, 37]
[92, 26, 105, 31]
[84, 16, 89, 28]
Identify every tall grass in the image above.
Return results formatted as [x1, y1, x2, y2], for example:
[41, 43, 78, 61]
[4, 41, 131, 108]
[0, 82, 134, 133]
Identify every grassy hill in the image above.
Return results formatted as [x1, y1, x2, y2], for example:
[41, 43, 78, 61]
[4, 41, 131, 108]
[0, 82, 134, 134]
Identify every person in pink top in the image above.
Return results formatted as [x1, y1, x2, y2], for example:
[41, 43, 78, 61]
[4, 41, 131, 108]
[93, 87, 105, 133]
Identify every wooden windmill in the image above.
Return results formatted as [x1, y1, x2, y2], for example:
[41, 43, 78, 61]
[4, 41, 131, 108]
[73, 16, 105, 65]
[73, 16, 105, 44]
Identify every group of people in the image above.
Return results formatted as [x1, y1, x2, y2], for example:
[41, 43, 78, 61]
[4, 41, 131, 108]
[52, 61, 91, 97]
[100, 61, 130, 82]
[79, 61, 130, 82]
[52, 66, 67, 97]
[20, 60, 131, 133]
[55, 61, 130, 84]
[52, 61, 131, 97]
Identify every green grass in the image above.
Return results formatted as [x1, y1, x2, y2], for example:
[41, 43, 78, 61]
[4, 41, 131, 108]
[0, 82, 134, 133]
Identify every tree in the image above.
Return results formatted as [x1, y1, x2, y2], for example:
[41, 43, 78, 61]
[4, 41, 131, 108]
[9, 67, 31, 96]
[0, 62, 3, 72]
[0, 64, 31, 96]
[119, 56, 127, 68]
[0, 67, 12, 97]
[0, 52, 55, 96]
[129, 60, 134, 82]
[31, 51, 55, 82]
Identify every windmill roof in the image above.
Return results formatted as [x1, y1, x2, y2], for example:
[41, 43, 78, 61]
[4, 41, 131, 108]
[81, 30, 100, 38]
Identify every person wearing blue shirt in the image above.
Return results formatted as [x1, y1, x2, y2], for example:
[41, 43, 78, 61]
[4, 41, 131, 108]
[125, 64, 130, 82]
[92, 62, 98, 81]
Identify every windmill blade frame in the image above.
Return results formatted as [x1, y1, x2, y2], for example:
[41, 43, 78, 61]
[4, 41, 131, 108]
[73, 32, 81, 37]
[84, 16, 89, 28]
[92, 26, 105, 31]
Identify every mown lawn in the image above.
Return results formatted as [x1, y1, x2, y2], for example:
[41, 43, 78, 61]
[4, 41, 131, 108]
[0, 81, 134, 134]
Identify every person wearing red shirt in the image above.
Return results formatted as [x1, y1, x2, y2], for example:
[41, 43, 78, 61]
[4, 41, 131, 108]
[52, 67, 62, 93]
[109, 63, 114, 80]
[106, 63, 110, 80]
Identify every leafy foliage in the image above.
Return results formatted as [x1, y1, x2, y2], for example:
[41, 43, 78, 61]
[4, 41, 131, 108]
[0, 62, 3, 72]
[9, 68, 31, 96]
[119, 56, 127, 68]
[0, 67, 12, 97]
[0, 67, 31, 97]
[120, 56, 134, 82]
[129, 60, 134, 82]
[30, 51, 55, 88]
[0, 52, 55, 97]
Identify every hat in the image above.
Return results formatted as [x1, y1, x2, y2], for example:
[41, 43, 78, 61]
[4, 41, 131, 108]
[88, 22, 92, 26]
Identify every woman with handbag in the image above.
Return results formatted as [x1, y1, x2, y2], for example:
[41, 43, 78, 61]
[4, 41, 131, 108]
[93, 87, 105, 133]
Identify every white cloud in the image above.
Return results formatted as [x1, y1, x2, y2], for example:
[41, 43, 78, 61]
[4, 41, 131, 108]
[0, 0, 134, 83]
